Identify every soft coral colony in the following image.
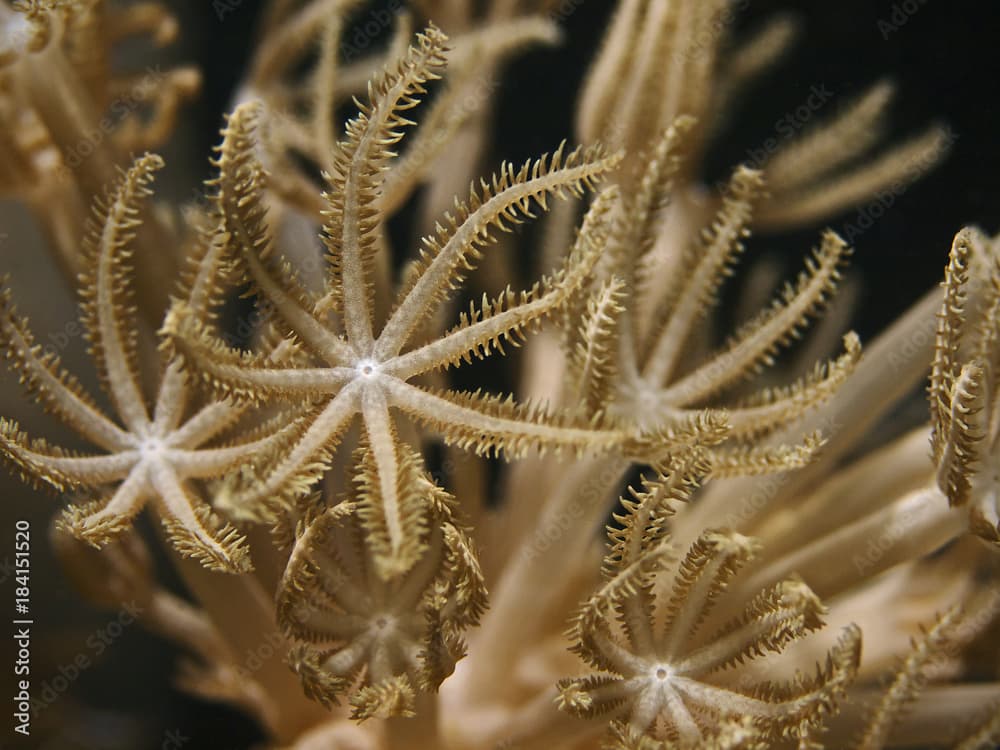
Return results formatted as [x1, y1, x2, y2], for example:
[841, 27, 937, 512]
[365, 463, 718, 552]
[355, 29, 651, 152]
[0, 0, 998, 748]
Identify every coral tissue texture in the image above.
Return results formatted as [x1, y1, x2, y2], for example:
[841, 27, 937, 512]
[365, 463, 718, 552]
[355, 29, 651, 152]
[0, 0, 998, 748]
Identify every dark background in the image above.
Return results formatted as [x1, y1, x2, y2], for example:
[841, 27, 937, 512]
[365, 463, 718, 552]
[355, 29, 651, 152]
[8, 1, 1000, 748]
[184, 0, 1000, 341]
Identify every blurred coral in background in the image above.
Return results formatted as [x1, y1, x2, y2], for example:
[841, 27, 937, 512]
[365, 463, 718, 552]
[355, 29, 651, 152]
[1, 1, 999, 748]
